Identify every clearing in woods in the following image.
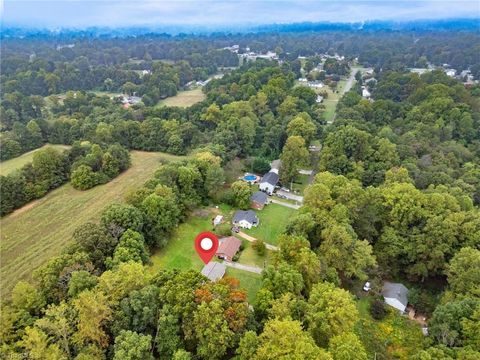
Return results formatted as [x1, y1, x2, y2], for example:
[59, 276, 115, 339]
[0, 151, 186, 296]
[156, 88, 206, 108]
[0, 144, 71, 176]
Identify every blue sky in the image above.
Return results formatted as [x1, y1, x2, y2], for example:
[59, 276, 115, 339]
[3, 1, 480, 28]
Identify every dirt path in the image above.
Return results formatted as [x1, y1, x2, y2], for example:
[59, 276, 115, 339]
[237, 231, 279, 251]
[223, 260, 263, 274]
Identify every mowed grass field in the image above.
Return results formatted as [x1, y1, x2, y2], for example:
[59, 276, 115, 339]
[0, 144, 71, 176]
[0, 151, 185, 296]
[156, 88, 206, 108]
[244, 203, 296, 245]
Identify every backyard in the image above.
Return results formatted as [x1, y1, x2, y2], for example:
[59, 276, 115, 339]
[291, 173, 310, 194]
[243, 203, 296, 245]
[355, 296, 428, 359]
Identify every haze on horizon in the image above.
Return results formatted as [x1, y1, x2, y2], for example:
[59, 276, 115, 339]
[3, 0, 480, 30]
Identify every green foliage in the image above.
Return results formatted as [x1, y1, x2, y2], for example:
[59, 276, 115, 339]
[280, 135, 310, 185]
[286, 112, 317, 145]
[67, 271, 98, 298]
[370, 299, 387, 320]
[251, 157, 272, 174]
[100, 203, 144, 238]
[113, 330, 153, 360]
[73, 222, 117, 269]
[141, 187, 180, 247]
[250, 319, 332, 360]
[429, 297, 480, 347]
[306, 282, 359, 347]
[446, 247, 480, 298]
[252, 239, 266, 256]
[106, 229, 150, 269]
[328, 332, 367, 360]
[71, 164, 100, 190]
[231, 180, 253, 209]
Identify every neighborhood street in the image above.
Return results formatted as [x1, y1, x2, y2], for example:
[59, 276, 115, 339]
[343, 66, 361, 94]
[275, 190, 303, 203]
[270, 198, 300, 209]
[223, 260, 263, 274]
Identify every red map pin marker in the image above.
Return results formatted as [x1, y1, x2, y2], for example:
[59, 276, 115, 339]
[195, 231, 219, 264]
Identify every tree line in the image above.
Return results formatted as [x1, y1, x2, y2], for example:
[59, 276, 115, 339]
[0, 142, 130, 216]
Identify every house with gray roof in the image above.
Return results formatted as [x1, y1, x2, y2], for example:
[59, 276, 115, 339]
[232, 210, 259, 229]
[259, 171, 279, 195]
[201, 262, 226, 281]
[382, 282, 409, 313]
[250, 191, 268, 210]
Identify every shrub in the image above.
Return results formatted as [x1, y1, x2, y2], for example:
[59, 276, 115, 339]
[71, 165, 100, 190]
[252, 239, 266, 256]
[370, 299, 387, 320]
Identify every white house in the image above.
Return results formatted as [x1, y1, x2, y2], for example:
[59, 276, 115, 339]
[382, 282, 409, 313]
[445, 69, 456, 77]
[259, 170, 279, 195]
[232, 210, 259, 229]
[362, 87, 371, 99]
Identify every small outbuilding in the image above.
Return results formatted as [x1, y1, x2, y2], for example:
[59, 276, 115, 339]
[213, 215, 224, 227]
[382, 282, 409, 313]
[232, 210, 259, 229]
[201, 262, 226, 282]
[250, 191, 268, 210]
[217, 236, 242, 261]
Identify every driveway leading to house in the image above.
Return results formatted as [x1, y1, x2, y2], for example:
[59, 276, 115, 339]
[270, 199, 300, 209]
[275, 190, 304, 203]
[223, 260, 263, 274]
[237, 231, 279, 251]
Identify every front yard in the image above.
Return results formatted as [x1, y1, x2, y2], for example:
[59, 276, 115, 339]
[244, 203, 296, 245]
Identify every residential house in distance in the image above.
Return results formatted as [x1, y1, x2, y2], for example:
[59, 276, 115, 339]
[232, 210, 259, 229]
[201, 262, 226, 281]
[362, 86, 371, 99]
[316, 95, 324, 103]
[445, 69, 456, 77]
[382, 282, 409, 313]
[250, 191, 268, 210]
[216, 236, 242, 261]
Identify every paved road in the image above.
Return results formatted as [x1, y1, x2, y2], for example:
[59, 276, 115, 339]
[275, 190, 303, 203]
[270, 199, 300, 209]
[223, 260, 263, 274]
[237, 231, 279, 251]
[343, 66, 361, 94]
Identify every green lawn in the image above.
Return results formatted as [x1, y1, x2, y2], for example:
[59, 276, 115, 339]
[226, 267, 263, 303]
[0, 151, 186, 296]
[0, 144, 71, 176]
[149, 204, 264, 302]
[244, 203, 296, 245]
[156, 88, 206, 108]
[355, 296, 427, 359]
[237, 241, 273, 269]
[291, 174, 310, 195]
[149, 204, 235, 272]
